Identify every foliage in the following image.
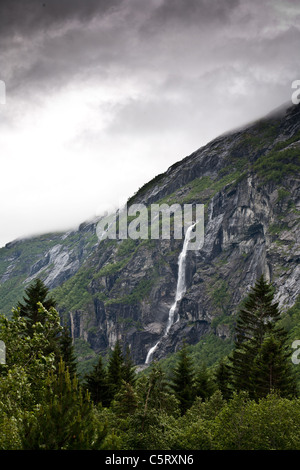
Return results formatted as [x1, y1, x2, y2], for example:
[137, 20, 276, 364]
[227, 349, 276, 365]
[214, 358, 232, 400]
[21, 360, 105, 450]
[210, 279, 231, 314]
[120, 276, 156, 305]
[170, 342, 195, 414]
[151, 333, 233, 382]
[0, 278, 299, 450]
[194, 363, 216, 400]
[17, 278, 57, 331]
[229, 275, 296, 399]
[253, 147, 300, 183]
[51, 264, 94, 311]
[212, 392, 300, 450]
[116, 238, 138, 258]
[59, 324, 78, 376]
[0, 304, 63, 405]
[95, 257, 131, 278]
[84, 355, 109, 407]
[85, 340, 136, 408]
[0, 409, 22, 449]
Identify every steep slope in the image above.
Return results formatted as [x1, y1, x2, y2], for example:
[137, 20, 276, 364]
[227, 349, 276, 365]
[0, 102, 299, 369]
[0, 220, 99, 316]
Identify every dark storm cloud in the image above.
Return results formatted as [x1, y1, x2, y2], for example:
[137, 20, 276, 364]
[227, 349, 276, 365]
[3, 0, 298, 97]
[0, 0, 122, 36]
[148, 0, 240, 27]
[0, 0, 299, 117]
[0, 0, 131, 97]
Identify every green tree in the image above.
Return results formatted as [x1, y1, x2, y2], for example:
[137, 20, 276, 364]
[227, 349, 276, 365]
[168, 392, 225, 450]
[170, 342, 195, 414]
[17, 278, 57, 334]
[229, 275, 293, 398]
[59, 324, 77, 376]
[137, 363, 179, 417]
[21, 360, 105, 450]
[0, 410, 22, 450]
[112, 381, 138, 418]
[0, 304, 63, 405]
[85, 355, 110, 407]
[106, 340, 125, 404]
[212, 392, 300, 450]
[214, 359, 232, 399]
[194, 363, 215, 401]
[122, 345, 136, 386]
[125, 364, 179, 450]
[252, 334, 296, 399]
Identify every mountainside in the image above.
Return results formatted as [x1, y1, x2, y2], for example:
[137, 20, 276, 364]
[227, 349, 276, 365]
[0, 102, 299, 370]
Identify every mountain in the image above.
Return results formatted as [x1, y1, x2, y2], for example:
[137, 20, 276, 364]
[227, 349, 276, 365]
[0, 102, 299, 371]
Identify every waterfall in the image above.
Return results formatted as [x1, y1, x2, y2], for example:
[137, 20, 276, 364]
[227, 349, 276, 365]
[145, 223, 196, 364]
[69, 312, 75, 343]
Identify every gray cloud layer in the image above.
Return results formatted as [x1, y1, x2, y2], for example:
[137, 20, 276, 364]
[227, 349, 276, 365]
[0, 0, 300, 246]
[2, 1, 299, 103]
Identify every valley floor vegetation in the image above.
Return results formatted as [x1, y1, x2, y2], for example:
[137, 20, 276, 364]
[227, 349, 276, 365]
[0, 276, 299, 450]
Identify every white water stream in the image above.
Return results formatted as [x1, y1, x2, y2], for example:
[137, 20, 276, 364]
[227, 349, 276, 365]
[145, 223, 196, 364]
[69, 311, 75, 343]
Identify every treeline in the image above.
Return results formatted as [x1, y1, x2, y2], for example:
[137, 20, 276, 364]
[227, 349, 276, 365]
[0, 276, 299, 450]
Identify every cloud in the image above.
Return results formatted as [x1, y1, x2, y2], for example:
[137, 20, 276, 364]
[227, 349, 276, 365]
[0, 0, 121, 36]
[147, 0, 240, 28]
[0, 0, 300, 247]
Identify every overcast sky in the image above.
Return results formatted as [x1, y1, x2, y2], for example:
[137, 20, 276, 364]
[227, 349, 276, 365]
[0, 0, 299, 247]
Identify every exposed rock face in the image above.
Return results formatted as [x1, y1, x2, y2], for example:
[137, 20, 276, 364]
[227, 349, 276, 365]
[0, 220, 99, 314]
[0, 102, 299, 366]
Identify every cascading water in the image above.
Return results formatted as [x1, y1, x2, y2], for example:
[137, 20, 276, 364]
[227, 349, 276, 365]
[69, 312, 75, 343]
[145, 223, 196, 364]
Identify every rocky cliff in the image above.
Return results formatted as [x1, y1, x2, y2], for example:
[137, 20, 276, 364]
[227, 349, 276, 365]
[0, 102, 299, 368]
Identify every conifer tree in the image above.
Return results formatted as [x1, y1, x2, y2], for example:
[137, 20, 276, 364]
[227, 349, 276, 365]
[138, 362, 178, 416]
[215, 359, 232, 400]
[59, 324, 77, 377]
[229, 274, 295, 398]
[195, 363, 215, 401]
[112, 381, 138, 418]
[170, 342, 195, 414]
[22, 359, 100, 450]
[252, 334, 297, 399]
[106, 340, 125, 404]
[17, 278, 56, 334]
[122, 344, 136, 386]
[85, 355, 109, 407]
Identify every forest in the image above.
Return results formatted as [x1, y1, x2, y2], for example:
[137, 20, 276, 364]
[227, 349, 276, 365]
[0, 275, 299, 451]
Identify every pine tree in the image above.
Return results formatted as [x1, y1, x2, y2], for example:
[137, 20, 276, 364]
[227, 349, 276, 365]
[238, 275, 283, 345]
[22, 359, 99, 450]
[215, 359, 232, 400]
[229, 274, 295, 398]
[170, 342, 195, 414]
[17, 278, 56, 334]
[252, 334, 297, 399]
[122, 344, 136, 386]
[106, 340, 124, 404]
[84, 355, 109, 407]
[138, 362, 178, 416]
[112, 381, 138, 418]
[194, 363, 215, 401]
[59, 324, 77, 377]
